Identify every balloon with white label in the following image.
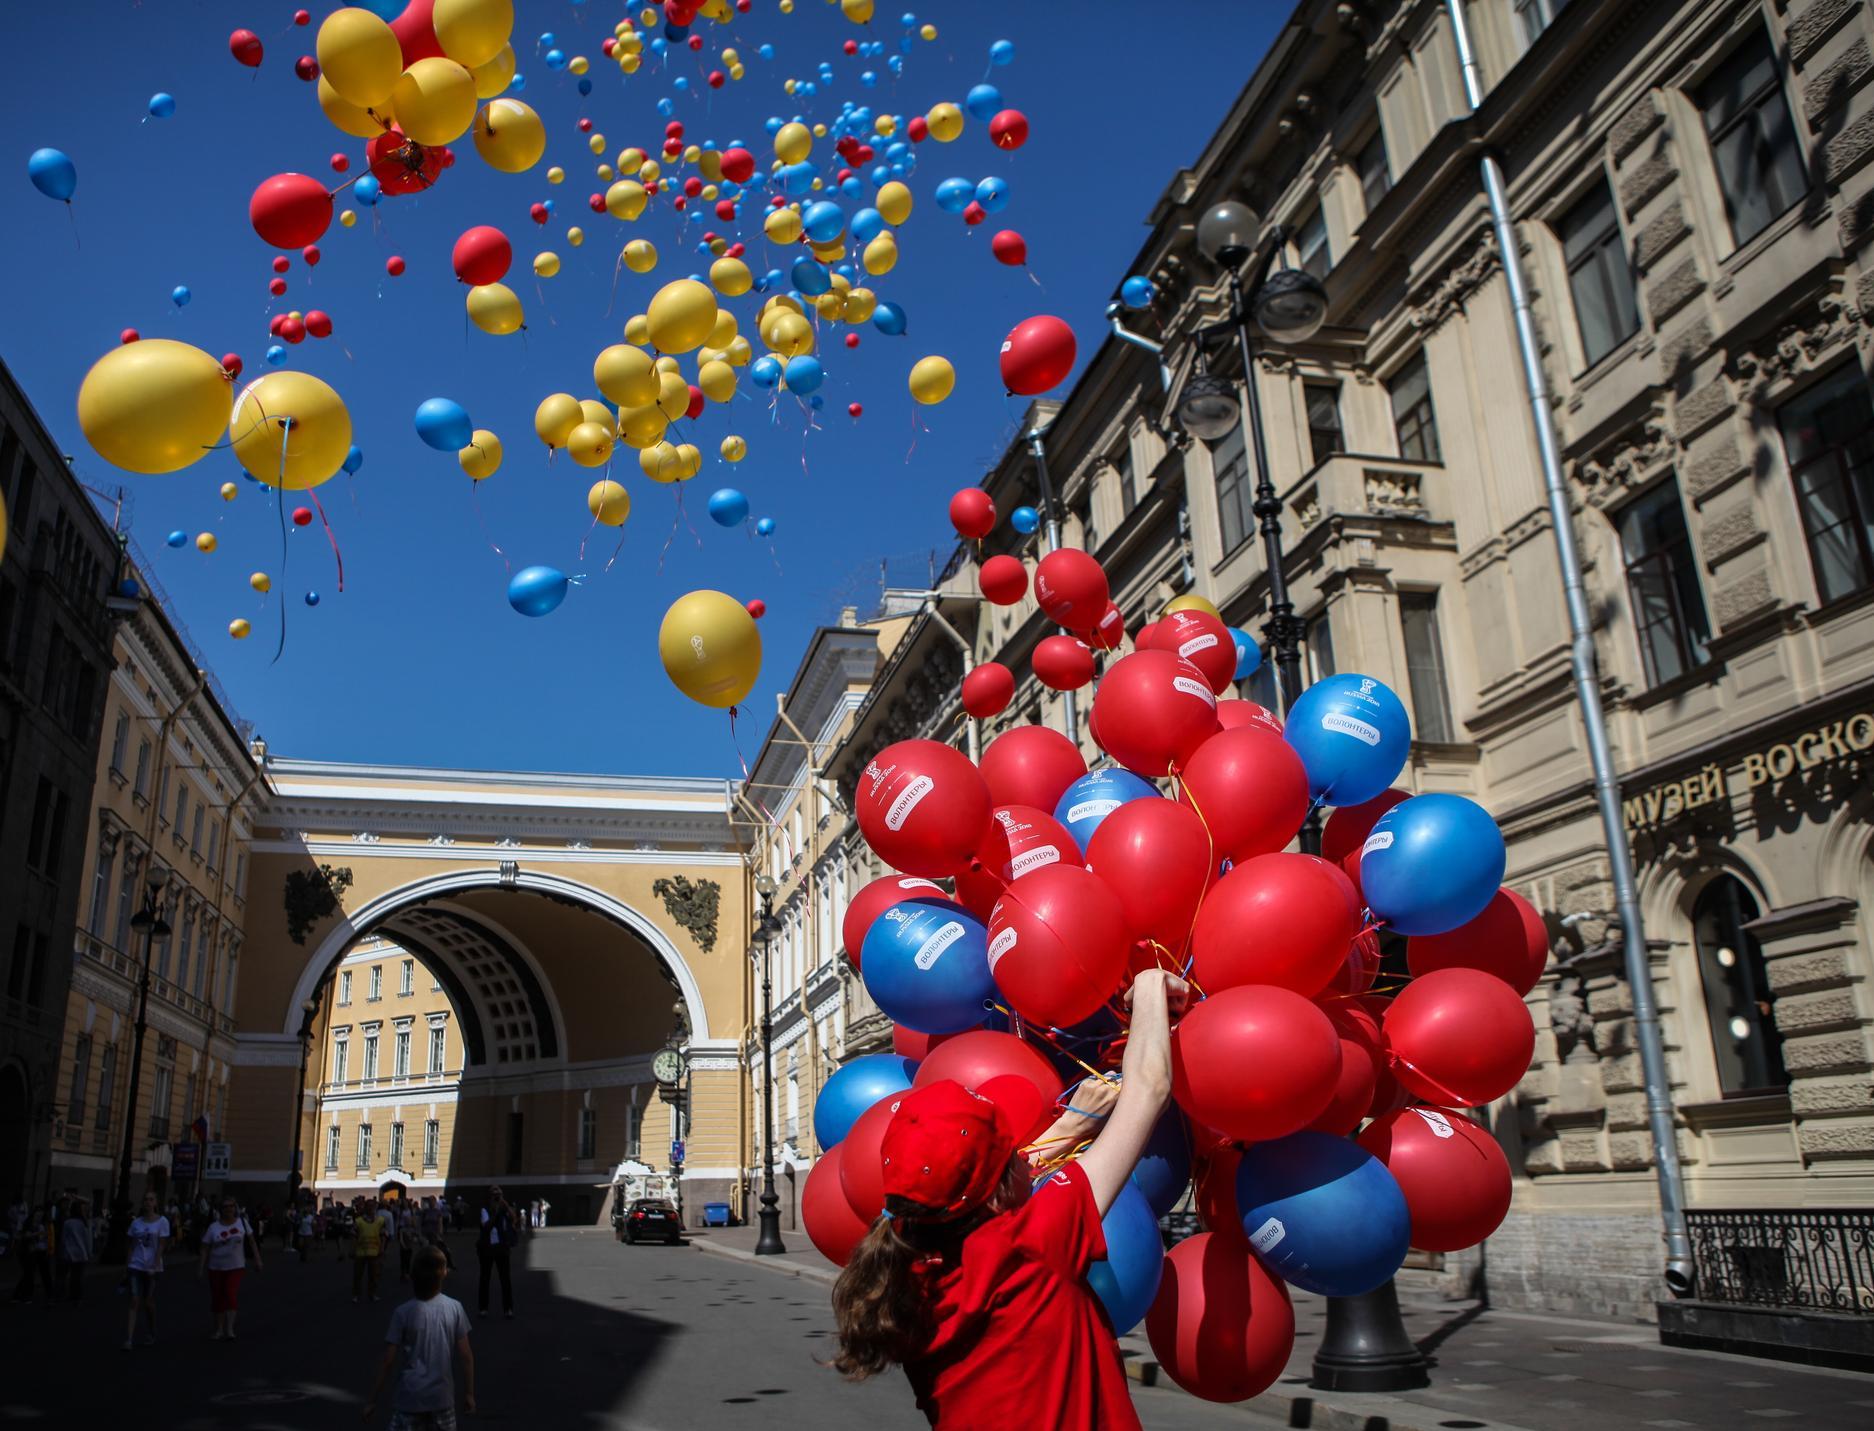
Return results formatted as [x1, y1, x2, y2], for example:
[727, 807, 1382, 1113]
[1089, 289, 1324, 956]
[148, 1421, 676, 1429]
[860, 902, 996, 1034]
[1282, 672, 1411, 806]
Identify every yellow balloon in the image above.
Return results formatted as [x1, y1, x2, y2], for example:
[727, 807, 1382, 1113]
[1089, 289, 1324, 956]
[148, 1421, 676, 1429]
[317, 8, 402, 109]
[433, 0, 514, 70]
[468, 43, 516, 99]
[639, 441, 687, 483]
[875, 114, 896, 137]
[623, 238, 658, 273]
[533, 251, 560, 278]
[814, 290, 845, 321]
[249, 572, 272, 594]
[220, 482, 238, 501]
[196, 533, 218, 553]
[646, 279, 718, 354]
[920, 22, 937, 39]
[774, 121, 812, 164]
[567, 225, 584, 246]
[587, 479, 632, 526]
[459, 429, 503, 479]
[761, 293, 804, 318]
[720, 434, 746, 462]
[606, 180, 648, 220]
[568, 55, 589, 76]
[908, 355, 956, 406]
[659, 590, 762, 709]
[340, 208, 357, 227]
[653, 355, 681, 375]
[547, 164, 564, 184]
[623, 313, 651, 345]
[566, 420, 615, 468]
[471, 98, 545, 172]
[588, 133, 607, 156]
[594, 345, 658, 407]
[535, 392, 582, 449]
[229, 619, 251, 641]
[697, 150, 723, 184]
[698, 360, 737, 403]
[619, 52, 642, 74]
[580, 398, 613, 429]
[638, 158, 662, 184]
[729, 63, 745, 80]
[655, 370, 691, 422]
[618, 146, 645, 172]
[706, 311, 739, 349]
[876, 180, 912, 226]
[466, 282, 524, 335]
[722, 335, 752, 367]
[317, 75, 384, 139]
[842, 0, 874, 21]
[229, 372, 352, 489]
[1163, 594, 1222, 620]
[761, 208, 800, 246]
[843, 287, 878, 324]
[926, 102, 963, 142]
[863, 233, 897, 275]
[676, 443, 702, 479]
[710, 256, 752, 296]
[76, 339, 230, 475]
[761, 309, 815, 357]
[617, 403, 668, 449]
[391, 58, 477, 146]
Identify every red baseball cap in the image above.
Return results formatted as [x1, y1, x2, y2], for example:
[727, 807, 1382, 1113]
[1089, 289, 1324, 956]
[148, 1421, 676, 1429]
[880, 1080, 1017, 1219]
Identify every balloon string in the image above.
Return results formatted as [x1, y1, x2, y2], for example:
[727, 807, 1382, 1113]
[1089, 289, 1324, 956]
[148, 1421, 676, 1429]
[271, 454, 289, 666]
[308, 489, 345, 593]
[66, 201, 80, 252]
[676, 486, 704, 550]
[1386, 1051, 1470, 1108]
[656, 496, 682, 575]
[988, 1004, 1112, 1084]
[470, 481, 510, 575]
[577, 511, 600, 564]
[1167, 768, 1217, 967]
[602, 526, 630, 574]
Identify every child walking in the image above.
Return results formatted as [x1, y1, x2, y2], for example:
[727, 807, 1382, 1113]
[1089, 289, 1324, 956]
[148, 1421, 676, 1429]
[363, 1244, 475, 1429]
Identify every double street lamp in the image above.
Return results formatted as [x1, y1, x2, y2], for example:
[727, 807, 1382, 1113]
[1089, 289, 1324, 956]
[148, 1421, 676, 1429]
[751, 874, 786, 1255]
[103, 875, 170, 1265]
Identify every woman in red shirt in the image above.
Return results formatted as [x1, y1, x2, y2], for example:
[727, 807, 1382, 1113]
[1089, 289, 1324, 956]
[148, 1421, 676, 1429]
[832, 969, 1188, 1430]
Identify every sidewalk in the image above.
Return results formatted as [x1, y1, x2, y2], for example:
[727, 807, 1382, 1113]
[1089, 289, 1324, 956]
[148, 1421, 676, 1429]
[690, 1229, 1874, 1431]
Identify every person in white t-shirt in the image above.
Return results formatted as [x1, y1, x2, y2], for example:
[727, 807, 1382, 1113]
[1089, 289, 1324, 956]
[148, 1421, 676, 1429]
[198, 1199, 262, 1341]
[123, 1192, 170, 1351]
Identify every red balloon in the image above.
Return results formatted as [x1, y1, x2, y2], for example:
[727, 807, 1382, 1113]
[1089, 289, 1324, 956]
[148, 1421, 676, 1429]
[268, 277, 289, 297]
[802, 1142, 872, 1267]
[682, 176, 703, 198]
[219, 353, 242, 377]
[1088, 601, 1126, 652]
[956, 805, 1081, 920]
[1322, 927, 1381, 999]
[1307, 1002, 1384, 1136]
[685, 385, 705, 420]
[1146, 609, 1236, 694]
[302, 244, 321, 266]
[535, 202, 553, 223]
[1000, 315, 1077, 396]
[229, 29, 264, 67]
[978, 554, 1027, 606]
[330, 153, 351, 173]
[962, 200, 987, 226]
[961, 662, 1015, 719]
[1408, 887, 1548, 995]
[294, 8, 310, 24]
[1090, 650, 1220, 777]
[120, 329, 140, 345]
[279, 317, 306, 345]
[385, 255, 406, 276]
[990, 230, 1027, 266]
[745, 598, 767, 620]
[913, 1030, 1064, 1111]
[1358, 1106, 1511, 1252]
[1033, 548, 1108, 631]
[977, 1073, 1052, 1145]
[1382, 968, 1535, 1108]
[949, 488, 995, 539]
[1320, 788, 1410, 893]
[1214, 699, 1282, 736]
[1357, 993, 1409, 1120]
[716, 199, 738, 222]
[390, 0, 445, 66]
[907, 115, 928, 142]
[272, 255, 292, 274]
[854, 738, 992, 878]
[842, 875, 958, 966]
[292, 507, 314, 527]
[1032, 635, 1094, 692]
[1134, 619, 1160, 651]
[368, 128, 444, 196]
[1175, 727, 1311, 865]
[1191, 854, 1362, 998]
[1145, 1232, 1295, 1403]
[304, 310, 333, 339]
[720, 146, 756, 183]
[455, 231, 513, 284]
[989, 865, 1130, 1029]
[1171, 985, 1342, 1142]
[989, 109, 1030, 151]
[249, 173, 332, 249]
[978, 725, 1086, 813]
[295, 55, 320, 82]
[1191, 1140, 1244, 1237]
[1084, 798, 1215, 958]
[838, 1092, 902, 1222]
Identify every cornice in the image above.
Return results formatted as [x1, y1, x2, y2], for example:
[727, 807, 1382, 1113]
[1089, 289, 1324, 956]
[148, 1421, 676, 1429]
[248, 838, 743, 867]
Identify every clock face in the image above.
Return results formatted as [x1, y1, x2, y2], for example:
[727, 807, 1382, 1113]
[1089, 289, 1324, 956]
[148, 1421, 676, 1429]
[653, 1049, 683, 1084]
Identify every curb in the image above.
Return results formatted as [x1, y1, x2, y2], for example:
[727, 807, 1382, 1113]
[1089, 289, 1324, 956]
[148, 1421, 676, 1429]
[688, 1236, 838, 1286]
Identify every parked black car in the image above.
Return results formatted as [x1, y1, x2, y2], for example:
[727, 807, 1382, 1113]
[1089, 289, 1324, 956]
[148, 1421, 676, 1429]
[620, 1199, 682, 1245]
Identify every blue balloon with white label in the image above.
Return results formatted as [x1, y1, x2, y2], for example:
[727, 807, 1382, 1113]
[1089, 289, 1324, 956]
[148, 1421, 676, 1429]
[1130, 1104, 1193, 1217]
[1236, 1132, 1410, 1297]
[707, 488, 749, 527]
[1230, 628, 1261, 681]
[1282, 672, 1410, 806]
[812, 1053, 918, 1150]
[1053, 767, 1161, 854]
[1085, 1180, 1165, 1334]
[1359, 793, 1505, 936]
[860, 902, 995, 1034]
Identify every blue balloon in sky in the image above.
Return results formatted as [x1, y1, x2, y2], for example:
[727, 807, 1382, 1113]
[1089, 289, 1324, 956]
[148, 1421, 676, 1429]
[165, 530, 187, 549]
[265, 344, 286, 366]
[544, 47, 566, 69]
[811, 1054, 917, 1150]
[758, 42, 775, 60]
[783, 355, 824, 394]
[750, 355, 783, 389]
[508, 72, 525, 92]
[352, 173, 381, 206]
[507, 565, 568, 618]
[1011, 505, 1039, 535]
[1360, 794, 1506, 936]
[1054, 767, 1161, 854]
[577, 76, 592, 96]
[1230, 628, 1262, 682]
[27, 147, 76, 202]
[1236, 1133, 1410, 1297]
[171, 285, 191, 307]
[148, 93, 176, 120]
[414, 398, 472, 452]
[349, 0, 404, 18]
[934, 177, 974, 214]
[965, 83, 1004, 122]
[342, 445, 365, 476]
[707, 488, 749, 527]
[975, 176, 1010, 213]
[849, 208, 885, 244]
[791, 255, 832, 296]
[304, 591, 322, 607]
[860, 902, 996, 1035]
[989, 39, 1015, 65]
[1120, 275, 1156, 309]
[755, 516, 776, 537]
[872, 301, 908, 336]
[1084, 1180, 1165, 1334]
[1282, 672, 1411, 806]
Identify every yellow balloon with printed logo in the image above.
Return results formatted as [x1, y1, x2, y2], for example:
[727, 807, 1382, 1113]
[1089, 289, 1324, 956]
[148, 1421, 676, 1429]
[77, 339, 231, 475]
[466, 283, 524, 335]
[459, 429, 503, 478]
[926, 102, 963, 142]
[1163, 594, 1222, 620]
[774, 121, 811, 164]
[317, 76, 383, 139]
[720, 434, 746, 463]
[534, 392, 582, 450]
[623, 238, 657, 273]
[566, 421, 614, 469]
[617, 403, 668, 449]
[908, 355, 955, 406]
[391, 58, 477, 146]
[698, 360, 737, 404]
[434, 0, 513, 69]
[587, 479, 631, 526]
[471, 98, 545, 172]
[710, 256, 752, 296]
[594, 345, 658, 408]
[229, 371, 352, 489]
[659, 589, 762, 709]
[877, 181, 911, 225]
[646, 279, 718, 354]
[318, 8, 402, 109]
[469, 44, 516, 99]
[606, 179, 648, 220]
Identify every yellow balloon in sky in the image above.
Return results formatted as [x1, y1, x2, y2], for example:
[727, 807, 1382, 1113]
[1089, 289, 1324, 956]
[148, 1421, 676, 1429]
[391, 58, 477, 146]
[926, 102, 963, 142]
[710, 256, 752, 296]
[659, 589, 762, 709]
[1163, 594, 1222, 620]
[580, 398, 613, 429]
[760, 308, 815, 357]
[652, 355, 680, 375]
[317, 75, 383, 139]
[587, 479, 632, 526]
[533, 251, 559, 278]
[814, 290, 845, 321]
[468, 43, 516, 99]
[317, 8, 402, 109]
[921, 22, 937, 39]
[618, 52, 641, 75]
[568, 55, 589, 76]
[471, 98, 545, 172]
[249, 572, 272, 594]
[466, 282, 524, 335]
[842, 0, 875, 21]
[594, 345, 658, 408]
[774, 121, 811, 164]
[433, 0, 514, 70]
[639, 441, 686, 484]
[623, 314, 651, 345]
[876, 180, 912, 226]
[623, 238, 657, 273]
[339, 208, 357, 228]
[76, 339, 230, 475]
[646, 279, 718, 354]
[863, 233, 897, 276]
[535, 392, 582, 449]
[567, 225, 584, 246]
[655, 370, 691, 422]
[618, 146, 645, 173]
[588, 133, 607, 157]
[698, 360, 737, 404]
[460, 429, 503, 479]
[722, 335, 752, 366]
[547, 164, 564, 185]
[720, 434, 746, 462]
[843, 287, 878, 324]
[566, 421, 615, 468]
[697, 150, 723, 184]
[908, 355, 956, 406]
[617, 403, 668, 449]
[229, 619, 250, 641]
[220, 482, 238, 501]
[606, 180, 648, 220]
[229, 372, 352, 489]
[706, 311, 739, 349]
[196, 533, 218, 553]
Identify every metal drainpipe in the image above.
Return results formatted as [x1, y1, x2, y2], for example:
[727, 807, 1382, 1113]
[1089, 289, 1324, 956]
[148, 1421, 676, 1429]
[1105, 302, 1175, 393]
[1444, 0, 1692, 1293]
[921, 601, 980, 763]
[1025, 425, 1079, 743]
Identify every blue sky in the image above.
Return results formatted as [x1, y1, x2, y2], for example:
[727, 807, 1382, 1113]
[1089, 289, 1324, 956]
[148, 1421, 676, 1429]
[3, 0, 1280, 777]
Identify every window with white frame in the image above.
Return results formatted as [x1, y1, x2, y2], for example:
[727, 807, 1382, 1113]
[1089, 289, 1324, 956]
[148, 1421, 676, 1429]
[363, 1031, 380, 1081]
[88, 835, 115, 936]
[369, 965, 382, 1001]
[109, 711, 129, 775]
[424, 1119, 440, 1168]
[1294, 205, 1330, 281]
[339, 971, 352, 1006]
[357, 1123, 373, 1168]
[400, 958, 413, 996]
[389, 1121, 404, 1169]
[332, 1035, 349, 1086]
[429, 1025, 447, 1073]
[1356, 125, 1391, 214]
[395, 1028, 411, 1077]
[326, 1123, 340, 1170]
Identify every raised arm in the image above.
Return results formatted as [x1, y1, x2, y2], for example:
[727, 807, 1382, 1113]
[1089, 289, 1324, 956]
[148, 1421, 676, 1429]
[1073, 970, 1187, 1218]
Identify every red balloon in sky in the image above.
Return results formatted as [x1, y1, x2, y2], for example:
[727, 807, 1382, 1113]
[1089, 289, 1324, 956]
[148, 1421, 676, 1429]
[292, 507, 314, 527]
[385, 255, 406, 276]
[685, 385, 705, 420]
[907, 115, 928, 142]
[294, 8, 310, 24]
[949, 488, 995, 539]
[268, 277, 288, 297]
[1033, 548, 1108, 632]
[272, 255, 292, 274]
[1407, 887, 1549, 995]
[854, 738, 992, 878]
[989, 109, 1030, 150]
[220, 353, 242, 377]
[302, 244, 321, 266]
[295, 55, 320, 82]
[745, 598, 767, 620]
[991, 230, 1027, 266]
[1032, 635, 1094, 692]
[304, 311, 333, 339]
[978, 725, 1087, 813]
[1358, 1106, 1512, 1252]
[1146, 1232, 1295, 1404]
[978, 554, 1027, 606]
[390, 0, 445, 66]
[1091, 650, 1221, 777]
[249, 173, 332, 249]
[961, 663, 1016, 719]
[962, 200, 987, 227]
[720, 146, 756, 183]
[1000, 315, 1077, 396]
[279, 317, 306, 345]
[841, 874, 959, 968]
[120, 329, 140, 345]
[1175, 726, 1311, 864]
[368, 128, 444, 196]
[1190, 853, 1363, 998]
[1084, 797, 1216, 958]
[229, 29, 264, 67]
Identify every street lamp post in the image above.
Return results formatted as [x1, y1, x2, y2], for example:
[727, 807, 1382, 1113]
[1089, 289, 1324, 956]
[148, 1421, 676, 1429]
[1177, 206, 1428, 1394]
[752, 875, 786, 1255]
[102, 876, 171, 1265]
[286, 997, 318, 1215]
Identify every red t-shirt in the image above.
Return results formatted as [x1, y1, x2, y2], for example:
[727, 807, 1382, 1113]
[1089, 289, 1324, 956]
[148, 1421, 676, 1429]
[903, 1161, 1141, 1431]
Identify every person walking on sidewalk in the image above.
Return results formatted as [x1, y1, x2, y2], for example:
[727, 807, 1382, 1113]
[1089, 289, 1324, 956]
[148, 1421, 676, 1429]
[475, 1187, 518, 1320]
[363, 1245, 476, 1429]
[352, 1197, 389, 1304]
[199, 1198, 262, 1340]
[56, 1190, 92, 1303]
[123, 1192, 170, 1350]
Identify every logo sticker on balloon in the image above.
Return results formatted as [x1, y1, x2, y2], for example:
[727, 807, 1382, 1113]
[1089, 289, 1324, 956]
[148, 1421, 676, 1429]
[1248, 1217, 1286, 1253]
[885, 775, 934, 831]
[913, 921, 964, 970]
[987, 926, 1017, 972]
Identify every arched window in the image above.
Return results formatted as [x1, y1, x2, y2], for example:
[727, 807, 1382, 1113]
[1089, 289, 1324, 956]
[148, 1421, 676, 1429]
[1691, 876, 1787, 1096]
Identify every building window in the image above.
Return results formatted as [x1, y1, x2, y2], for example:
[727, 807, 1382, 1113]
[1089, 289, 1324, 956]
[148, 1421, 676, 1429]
[1356, 126, 1391, 213]
[1778, 362, 1874, 604]
[1692, 876, 1786, 1095]
[221, 943, 239, 1011]
[149, 1063, 173, 1139]
[173, 785, 187, 840]
[506, 1112, 524, 1174]
[357, 1123, 373, 1169]
[133, 740, 152, 799]
[113, 849, 142, 952]
[189, 805, 204, 855]
[1305, 615, 1336, 685]
[578, 1107, 596, 1161]
[1294, 204, 1330, 281]
[400, 959, 414, 996]
[1560, 179, 1638, 369]
[1513, 0, 1568, 49]
[68, 1034, 91, 1128]
[332, 1037, 349, 1086]
[429, 1026, 446, 1074]
[339, 970, 352, 1006]
[389, 1121, 405, 1169]
[206, 824, 219, 874]
[626, 1099, 643, 1159]
[182, 1073, 197, 1129]
[395, 1029, 411, 1077]
[423, 1119, 440, 1169]
[1399, 592, 1456, 742]
[325, 1124, 340, 1171]
[363, 1032, 379, 1081]
[96, 1044, 116, 1133]
[174, 906, 194, 994]
[109, 711, 129, 775]
[369, 965, 382, 1001]
[1211, 419, 1252, 555]
[1389, 353, 1441, 463]
[1618, 479, 1711, 686]
[88, 837, 116, 937]
[1305, 383, 1344, 467]
[1699, 28, 1806, 249]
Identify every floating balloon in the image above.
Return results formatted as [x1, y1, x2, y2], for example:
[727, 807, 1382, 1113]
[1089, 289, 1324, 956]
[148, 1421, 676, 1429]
[948, 488, 995, 540]
[913, 1030, 1063, 1111]
[1053, 767, 1160, 855]
[507, 564, 568, 617]
[148, 93, 176, 120]
[459, 429, 502, 479]
[1171, 985, 1342, 1143]
[1382, 968, 1534, 1108]
[855, 738, 991, 878]
[317, 7, 401, 106]
[534, 393, 581, 449]
[587, 479, 631, 526]
[990, 230, 1026, 266]
[658, 589, 762, 708]
[250, 173, 332, 248]
[414, 397, 473, 451]
[77, 340, 230, 475]
[1361, 794, 1506, 936]
[986, 863, 1126, 1027]
[1090, 650, 1220, 777]
[813, 1053, 918, 1149]
[432, 0, 513, 69]
[1283, 673, 1411, 807]
[1175, 727, 1311, 865]
[1000, 315, 1076, 396]
[978, 725, 1085, 814]
[647, 279, 718, 353]
[473, 97, 545, 172]
[466, 282, 524, 335]
[1320, 787, 1411, 892]
[1408, 887, 1548, 995]
[988, 109, 1028, 151]
[1121, 275, 1156, 309]
[1084, 797, 1214, 959]
[1144, 608, 1236, 694]
[229, 371, 352, 489]
[1032, 635, 1093, 692]
[390, 56, 477, 146]
[908, 355, 954, 405]
[707, 488, 749, 527]
[802, 1142, 870, 1267]
[1009, 505, 1039, 535]
[230, 28, 265, 68]
[1086, 1181, 1164, 1335]
[842, 875, 960, 970]
[978, 554, 1027, 606]
[1236, 1132, 1410, 1296]
[1033, 548, 1107, 631]
[1191, 854, 1363, 998]
[862, 902, 996, 1034]
[452, 225, 512, 285]
[961, 662, 1015, 719]
[1146, 1232, 1295, 1404]
[872, 301, 907, 336]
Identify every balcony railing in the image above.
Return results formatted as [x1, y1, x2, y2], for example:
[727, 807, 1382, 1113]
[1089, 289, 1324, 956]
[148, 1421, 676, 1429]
[321, 1070, 462, 1094]
[1280, 453, 1448, 549]
[1686, 1209, 1874, 1314]
[76, 933, 225, 1029]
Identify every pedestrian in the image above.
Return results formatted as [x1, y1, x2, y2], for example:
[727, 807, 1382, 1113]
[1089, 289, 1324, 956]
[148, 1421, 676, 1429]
[124, 1191, 171, 1350]
[10, 1200, 52, 1304]
[362, 1244, 476, 1428]
[419, 1197, 442, 1248]
[538, 1198, 551, 1229]
[352, 1196, 389, 1304]
[199, 1197, 262, 1340]
[297, 1204, 315, 1263]
[830, 969, 1188, 1431]
[451, 1195, 466, 1233]
[475, 1187, 518, 1320]
[56, 1191, 91, 1303]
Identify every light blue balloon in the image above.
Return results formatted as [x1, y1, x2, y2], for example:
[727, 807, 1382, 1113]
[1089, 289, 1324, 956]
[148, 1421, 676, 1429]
[352, 174, 381, 206]
[342, 445, 364, 476]
[508, 72, 525, 92]
[1011, 505, 1039, 535]
[989, 39, 1015, 66]
[507, 565, 568, 618]
[265, 344, 286, 366]
[801, 200, 845, 244]
[934, 177, 974, 214]
[148, 93, 176, 120]
[1283, 672, 1411, 806]
[784, 356, 824, 394]
[1053, 768, 1161, 854]
[27, 147, 76, 202]
[872, 301, 908, 336]
[348, 1, 404, 18]
[779, 161, 818, 195]
[975, 176, 1010, 213]
[414, 398, 472, 452]
[965, 84, 1003, 122]
[1360, 793, 1506, 936]
[1231, 629, 1261, 681]
[811, 1054, 918, 1150]
[839, 175, 862, 198]
[755, 516, 776, 537]
[757, 268, 782, 292]
[759, 43, 775, 60]
[790, 256, 832, 295]
[1237, 1133, 1410, 1297]
[750, 355, 783, 389]
[171, 285, 191, 307]
[544, 47, 566, 69]
[304, 590, 322, 606]
[860, 902, 996, 1035]
[900, 11, 917, 25]
[850, 207, 885, 244]
[656, 96, 674, 117]
[165, 530, 187, 549]
[861, 70, 877, 86]
[1084, 1180, 1165, 1334]
[707, 488, 749, 527]
[541, 198, 555, 214]
[673, 76, 689, 92]
[870, 163, 891, 186]
[537, 30, 556, 46]
[1121, 275, 1156, 309]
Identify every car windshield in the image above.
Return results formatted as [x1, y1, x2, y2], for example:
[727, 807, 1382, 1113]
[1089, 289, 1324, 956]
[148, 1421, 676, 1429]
[634, 1201, 674, 1212]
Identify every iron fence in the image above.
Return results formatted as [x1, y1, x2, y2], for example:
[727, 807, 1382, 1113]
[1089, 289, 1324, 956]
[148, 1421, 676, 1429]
[1687, 1209, 1874, 1314]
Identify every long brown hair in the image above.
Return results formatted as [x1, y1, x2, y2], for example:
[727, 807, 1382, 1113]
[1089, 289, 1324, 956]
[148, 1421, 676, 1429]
[830, 1155, 1031, 1379]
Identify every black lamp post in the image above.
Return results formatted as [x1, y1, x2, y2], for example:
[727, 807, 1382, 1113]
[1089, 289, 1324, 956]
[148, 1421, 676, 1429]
[286, 997, 318, 1214]
[1178, 202, 1429, 1394]
[102, 875, 170, 1265]
[752, 875, 786, 1255]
